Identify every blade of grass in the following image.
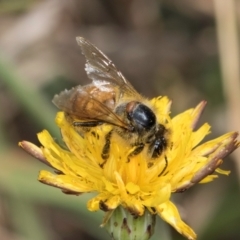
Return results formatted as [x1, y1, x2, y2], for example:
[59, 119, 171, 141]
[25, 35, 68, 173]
[213, 0, 240, 181]
[0, 57, 59, 138]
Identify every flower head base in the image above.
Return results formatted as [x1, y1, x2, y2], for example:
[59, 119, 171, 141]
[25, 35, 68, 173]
[103, 206, 156, 240]
[20, 97, 239, 240]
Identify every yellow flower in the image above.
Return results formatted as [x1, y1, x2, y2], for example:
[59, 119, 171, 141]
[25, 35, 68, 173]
[19, 96, 240, 240]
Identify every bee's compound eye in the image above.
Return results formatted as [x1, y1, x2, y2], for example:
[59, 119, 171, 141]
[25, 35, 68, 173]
[126, 102, 156, 131]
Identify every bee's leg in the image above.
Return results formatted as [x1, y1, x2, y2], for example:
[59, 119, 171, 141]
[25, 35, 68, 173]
[72, 121, 103, 137]
[149, 136, 167, 158]
[101, 130, 113, 161]
[148, 124, 167, 158]
[158, 156, 168, 176]
[127, 143, 144, 162]
[73, 121, 103, 127]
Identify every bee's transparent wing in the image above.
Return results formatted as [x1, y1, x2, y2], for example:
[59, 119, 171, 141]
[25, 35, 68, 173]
[76, 37, 139, 98]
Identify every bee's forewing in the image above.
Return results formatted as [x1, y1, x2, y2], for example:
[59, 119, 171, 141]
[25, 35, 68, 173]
[76, 37, 140, 98]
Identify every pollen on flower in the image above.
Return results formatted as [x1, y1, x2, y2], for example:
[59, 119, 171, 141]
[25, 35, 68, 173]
[19, 96, 240, 240]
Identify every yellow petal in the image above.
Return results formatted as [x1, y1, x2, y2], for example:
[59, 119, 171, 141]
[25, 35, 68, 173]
[191, 123, 211, 148]
[142, 182, 171, 207]
[38, 170, 94, 193]
[215, 168, 230, 176]
[156, 201, 197, 240]
[199, 175, 218, 183]
[87, 194, 104, 211]
[126, 182, 140, 194]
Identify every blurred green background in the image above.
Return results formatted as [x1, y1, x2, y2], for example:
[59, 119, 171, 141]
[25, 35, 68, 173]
[0, 0, 240, 239]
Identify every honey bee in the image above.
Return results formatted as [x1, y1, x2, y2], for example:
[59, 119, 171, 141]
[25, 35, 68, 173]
[53, 37, 167, 161]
